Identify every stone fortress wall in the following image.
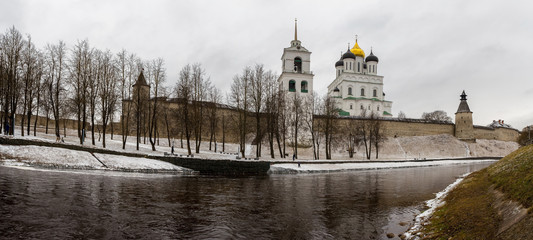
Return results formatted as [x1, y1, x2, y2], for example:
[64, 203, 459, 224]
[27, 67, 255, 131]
[335, 117, 519, 142]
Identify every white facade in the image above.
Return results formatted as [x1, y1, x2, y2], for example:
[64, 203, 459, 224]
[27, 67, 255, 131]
[278, 21, 314, 146]
[327, 42, 393, 117]
[278, 39, 314, 96]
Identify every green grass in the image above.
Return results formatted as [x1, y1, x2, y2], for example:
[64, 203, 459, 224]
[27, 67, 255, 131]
[421, 170, 500, 240]
[487, 144, 533, 209]
[419, 144, 533, 239]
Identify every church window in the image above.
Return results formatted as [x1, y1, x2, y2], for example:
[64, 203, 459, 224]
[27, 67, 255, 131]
[360, 105, 364, 110]
[361, 88, 365, 96]
[350, 104, 353, 109]
[301, 81, 308, 93]
[349, 62, 352, 70]
[358, 62, 360, 72]
[348, 87, 352, 95]
[373, 89, 377, 97]
[294, 57, 302, 73]
[377, 106, 380, 111]
[368, 106, 371, 110]
[289, 80, 296, 92]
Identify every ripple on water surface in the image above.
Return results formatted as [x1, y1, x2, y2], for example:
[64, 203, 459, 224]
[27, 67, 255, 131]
[0, 162, 493, 239]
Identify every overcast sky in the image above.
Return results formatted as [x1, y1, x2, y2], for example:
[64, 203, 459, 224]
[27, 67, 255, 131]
[2, 0, 532, 129]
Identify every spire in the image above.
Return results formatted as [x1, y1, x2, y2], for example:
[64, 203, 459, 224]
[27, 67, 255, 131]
[456, 90, 471, 113]
[460, 90, 467, 100]
[294, 18, 298, 41]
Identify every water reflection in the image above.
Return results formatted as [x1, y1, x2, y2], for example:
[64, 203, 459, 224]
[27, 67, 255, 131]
[0, 163, 491, 239]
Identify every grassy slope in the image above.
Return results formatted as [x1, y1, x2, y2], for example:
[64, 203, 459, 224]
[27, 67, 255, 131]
[419, 144, 533, 240]
[487, 144, 533, 209]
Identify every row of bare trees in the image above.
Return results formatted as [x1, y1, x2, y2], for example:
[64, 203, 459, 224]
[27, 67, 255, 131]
[0, 26, 164, 150]
[1, 26, 386, 159]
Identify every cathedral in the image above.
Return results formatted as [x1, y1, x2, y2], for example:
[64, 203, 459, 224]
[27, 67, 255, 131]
[327, 39, 393, 117]
[277, 20, 393, 118]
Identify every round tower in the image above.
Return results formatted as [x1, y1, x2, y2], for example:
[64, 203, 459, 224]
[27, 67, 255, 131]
[455, 90, 475, 142]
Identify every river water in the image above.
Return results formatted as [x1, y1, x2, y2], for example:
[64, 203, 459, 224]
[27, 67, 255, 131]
[0, 162, 492, 239]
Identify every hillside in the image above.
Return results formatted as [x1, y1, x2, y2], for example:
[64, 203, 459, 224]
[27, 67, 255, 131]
[411, 144, 533, 239]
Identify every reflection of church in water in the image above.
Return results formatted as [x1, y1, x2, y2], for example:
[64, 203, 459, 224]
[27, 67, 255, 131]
[277, 20, 393, 118]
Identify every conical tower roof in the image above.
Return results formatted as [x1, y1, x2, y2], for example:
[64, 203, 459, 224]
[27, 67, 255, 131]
[133, 70, 149, 87]
[456, 90, 472, 113]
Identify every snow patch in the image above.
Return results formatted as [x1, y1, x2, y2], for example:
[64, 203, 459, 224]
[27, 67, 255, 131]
[0, 145, 192, 173]
[269, 160, 495, 174]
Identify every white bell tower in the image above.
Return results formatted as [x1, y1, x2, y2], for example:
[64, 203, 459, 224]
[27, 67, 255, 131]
[278, 19, 314, 155]
[278, 19, 314, 95]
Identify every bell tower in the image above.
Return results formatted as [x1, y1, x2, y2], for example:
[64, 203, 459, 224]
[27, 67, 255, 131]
[278, 19, 314, 95]
[277, 19, 315, 156]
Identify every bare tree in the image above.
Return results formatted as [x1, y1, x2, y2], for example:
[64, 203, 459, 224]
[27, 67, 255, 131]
[98, 50, 118, 148]
[289, 92, 304, 159]
[304, 92, 321, 159]
[1, 26, 24, 136]
[20, 35, 37, 136]
[321, 95, 338, 159]
[88, 49, 101, 145]
[249, 64, 267, 157]
[397, 111, 406, 120]
[176, 64, 193, 155]
[370, 114, 385, 159]
[69, 39, 91, 144]
[421, 110, 452, 123]
[263, 70, 279, 158]
[191, 64, 210, 154]
[148, 58, 165, 151]
[45, 41, 66, 139]
[207, 86, 221, 152]
[230, 66, 251, 158]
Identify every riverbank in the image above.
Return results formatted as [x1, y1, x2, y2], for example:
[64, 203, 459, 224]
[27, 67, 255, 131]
[0, 144, 193, 174]
[269, 159, 497, 174]
[0, 126, 519, 161]
[406, 144, 533, 239]
[1, 136, 501, 175]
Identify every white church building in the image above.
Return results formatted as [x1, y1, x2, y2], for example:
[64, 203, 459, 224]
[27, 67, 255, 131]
[327, 39, 393, 117]
[278, 20, 393, 120]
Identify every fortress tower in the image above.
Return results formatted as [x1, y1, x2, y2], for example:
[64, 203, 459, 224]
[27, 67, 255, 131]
[455, 90, 474, 141]
[132, 70, 150, 102]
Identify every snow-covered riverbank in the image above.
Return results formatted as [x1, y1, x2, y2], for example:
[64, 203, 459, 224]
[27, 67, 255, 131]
[0, 145, 193, 173]
[269, 160, 496, 174]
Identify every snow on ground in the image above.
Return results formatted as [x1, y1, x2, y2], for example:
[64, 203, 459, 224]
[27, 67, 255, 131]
[93, 153, 186, 172]
[0, 144, 103, 169]
[403, 172, 472, 240]
[269, 160, 496, 174]
[0, 145, 191, 173]
[4, 125, 518, 162]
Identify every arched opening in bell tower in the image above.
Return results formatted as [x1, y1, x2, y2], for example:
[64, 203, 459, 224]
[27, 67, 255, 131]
[294, 57, 302, 73]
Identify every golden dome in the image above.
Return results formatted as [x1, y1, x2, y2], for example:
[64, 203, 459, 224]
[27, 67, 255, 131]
[350, 40, 365, 58]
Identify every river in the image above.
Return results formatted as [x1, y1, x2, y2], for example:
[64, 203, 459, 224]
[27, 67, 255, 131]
[0, 162, 492, 239]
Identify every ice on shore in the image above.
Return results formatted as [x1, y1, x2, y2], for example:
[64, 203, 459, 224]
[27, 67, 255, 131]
[269, 160, 495, 174]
